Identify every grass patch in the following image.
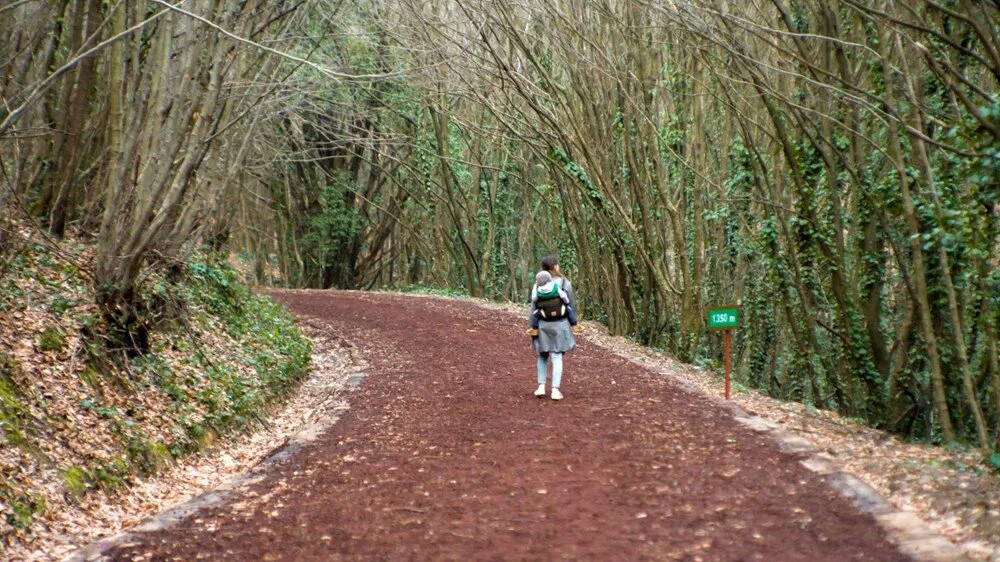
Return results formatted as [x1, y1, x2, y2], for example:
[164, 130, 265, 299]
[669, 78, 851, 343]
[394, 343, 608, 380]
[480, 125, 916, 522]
[390, 283, 471, 299]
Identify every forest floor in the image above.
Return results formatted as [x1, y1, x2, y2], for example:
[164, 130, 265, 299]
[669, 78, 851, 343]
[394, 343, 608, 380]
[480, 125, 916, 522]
[0, 233, 310, 561]
[85, 290, 947, 561]
[4, 320, 353, 562]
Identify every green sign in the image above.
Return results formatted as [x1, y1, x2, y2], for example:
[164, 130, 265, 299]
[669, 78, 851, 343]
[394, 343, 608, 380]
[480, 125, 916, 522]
[707, 306, 740, 330]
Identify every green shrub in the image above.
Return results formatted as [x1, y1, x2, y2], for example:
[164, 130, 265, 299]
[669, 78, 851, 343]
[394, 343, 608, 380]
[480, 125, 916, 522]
[37, 325, 66, 353]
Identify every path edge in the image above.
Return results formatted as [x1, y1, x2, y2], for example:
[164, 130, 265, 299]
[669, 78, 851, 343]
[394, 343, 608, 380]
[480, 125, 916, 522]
[63, 320, 368, 562]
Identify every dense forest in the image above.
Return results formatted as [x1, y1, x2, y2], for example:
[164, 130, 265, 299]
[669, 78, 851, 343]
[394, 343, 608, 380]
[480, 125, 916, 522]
[1, 0, 998, 447]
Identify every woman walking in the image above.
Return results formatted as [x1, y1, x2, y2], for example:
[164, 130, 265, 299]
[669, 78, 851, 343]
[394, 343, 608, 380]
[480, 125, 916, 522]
[529, 256, 578, 400]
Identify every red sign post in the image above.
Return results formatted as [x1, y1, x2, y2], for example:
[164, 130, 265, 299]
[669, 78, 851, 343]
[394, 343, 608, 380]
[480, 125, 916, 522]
[723, 329, 732, 399]
[707, 306, 740, 400]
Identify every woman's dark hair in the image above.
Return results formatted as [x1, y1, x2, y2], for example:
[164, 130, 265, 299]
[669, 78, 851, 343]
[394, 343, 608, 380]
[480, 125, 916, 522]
[541, 256, 560, 274]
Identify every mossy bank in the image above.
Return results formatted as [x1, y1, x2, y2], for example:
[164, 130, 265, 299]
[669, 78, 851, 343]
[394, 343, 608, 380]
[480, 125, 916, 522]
[0, 240, 310, 545]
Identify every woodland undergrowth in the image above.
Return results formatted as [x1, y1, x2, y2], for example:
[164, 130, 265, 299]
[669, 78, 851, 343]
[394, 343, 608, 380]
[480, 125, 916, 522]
[0, 224, 310, 543]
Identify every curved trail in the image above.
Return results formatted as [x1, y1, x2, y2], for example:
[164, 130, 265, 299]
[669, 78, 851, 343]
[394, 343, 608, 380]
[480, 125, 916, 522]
[108, 291, 908, 561]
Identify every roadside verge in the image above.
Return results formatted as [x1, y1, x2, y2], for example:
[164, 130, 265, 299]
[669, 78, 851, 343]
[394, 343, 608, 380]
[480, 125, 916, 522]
[57, 314, 361, 562]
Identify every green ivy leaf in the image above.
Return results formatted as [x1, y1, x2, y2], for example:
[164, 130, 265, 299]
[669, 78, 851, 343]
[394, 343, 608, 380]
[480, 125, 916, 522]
[989, 453, 1000, 471]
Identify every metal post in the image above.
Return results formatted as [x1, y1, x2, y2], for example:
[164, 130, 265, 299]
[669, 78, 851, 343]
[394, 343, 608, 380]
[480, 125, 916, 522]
[724, 329, 732, 400]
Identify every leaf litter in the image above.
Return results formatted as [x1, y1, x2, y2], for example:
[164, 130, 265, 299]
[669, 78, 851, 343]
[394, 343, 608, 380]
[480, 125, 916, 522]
[0, 230, 353, 561]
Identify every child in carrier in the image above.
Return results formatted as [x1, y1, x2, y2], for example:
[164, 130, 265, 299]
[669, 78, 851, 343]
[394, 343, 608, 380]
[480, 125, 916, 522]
[528, 270, 579, 336]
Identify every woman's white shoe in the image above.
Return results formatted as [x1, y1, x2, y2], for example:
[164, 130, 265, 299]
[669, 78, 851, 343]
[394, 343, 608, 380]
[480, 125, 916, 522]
[534, 384, 546, 397]
[550, 388, 563, 400]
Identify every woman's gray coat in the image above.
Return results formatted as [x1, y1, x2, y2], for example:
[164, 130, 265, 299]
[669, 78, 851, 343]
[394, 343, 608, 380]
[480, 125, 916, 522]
[530, 276, 576, 354]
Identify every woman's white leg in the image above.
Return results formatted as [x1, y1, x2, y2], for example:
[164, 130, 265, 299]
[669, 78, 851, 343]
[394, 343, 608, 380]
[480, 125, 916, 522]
[551, 353, 563, 388]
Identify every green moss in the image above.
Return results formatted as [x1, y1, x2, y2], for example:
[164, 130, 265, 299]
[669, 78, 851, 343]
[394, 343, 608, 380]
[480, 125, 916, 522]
[195, 426, 218, 449]
[0, 355, 30, 447]
[62, 466, 90, 499]
[77, 367, 102, 391]
[86, 457, 131, 492]
[0, 407, 27, 448]
[147, 442, 174, 470]
[117, 433, 176, 477]
[0, 352, 22, 383]
[1, 489, 45, 529]
[37, 325, 66, 353]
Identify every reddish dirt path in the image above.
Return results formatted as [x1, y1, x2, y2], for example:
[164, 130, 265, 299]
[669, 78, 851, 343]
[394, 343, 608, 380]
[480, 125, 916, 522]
[109, 291, 908, 561]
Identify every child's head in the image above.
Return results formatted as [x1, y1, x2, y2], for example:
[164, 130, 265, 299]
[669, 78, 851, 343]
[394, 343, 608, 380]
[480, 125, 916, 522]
[535, 270, 552, 287]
